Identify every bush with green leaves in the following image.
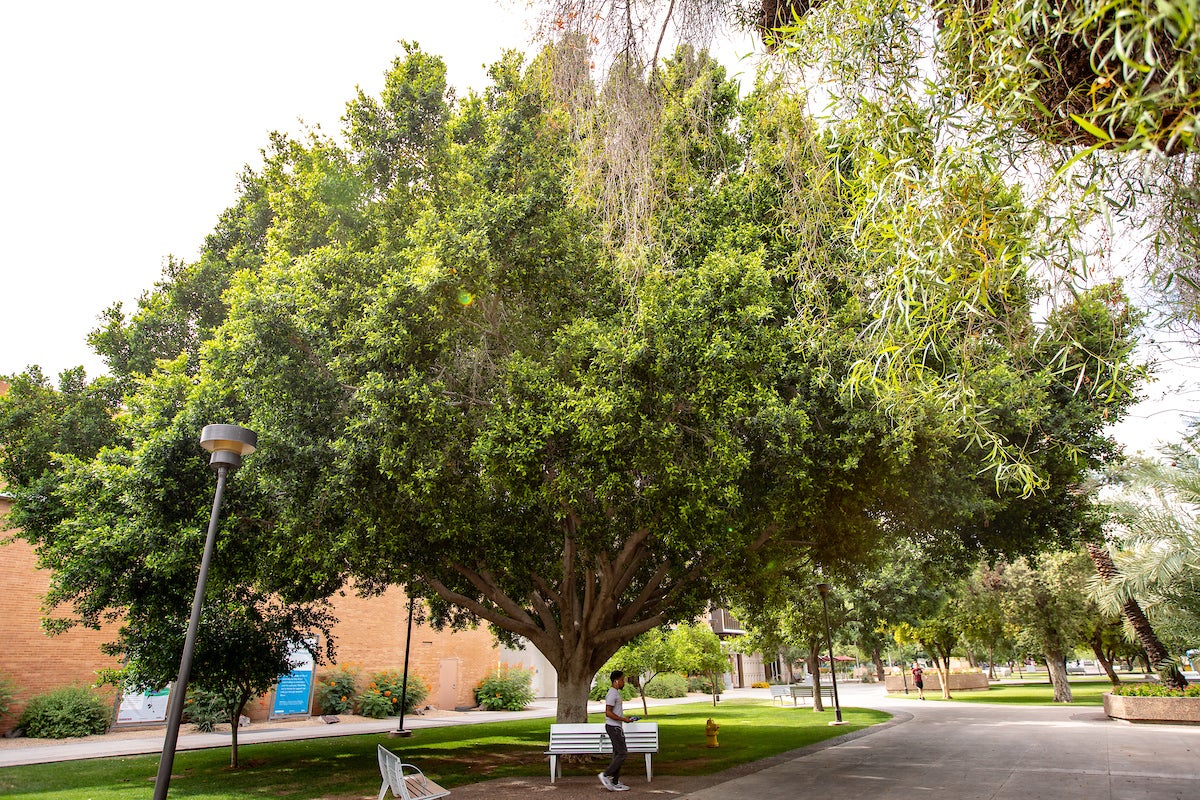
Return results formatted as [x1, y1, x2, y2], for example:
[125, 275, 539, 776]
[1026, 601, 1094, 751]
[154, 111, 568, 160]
[643, 673, 688, 699]
[317, 665, 359, 714]
[184, 687, 235, 732]
[0, 671, 14, 722]
[1111, 683, 1200, 698]
[474, 664, 535, 711]
[590, 679, 638, 701]
[688, 675, 724, 695]
[360, 670, 429, 718]
[17, 686, 110, 738]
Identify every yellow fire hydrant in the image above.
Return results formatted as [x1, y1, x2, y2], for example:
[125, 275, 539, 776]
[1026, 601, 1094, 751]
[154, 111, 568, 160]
[705, 717, 720, 748]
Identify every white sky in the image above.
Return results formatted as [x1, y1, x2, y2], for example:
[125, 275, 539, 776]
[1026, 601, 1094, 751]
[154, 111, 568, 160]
[0, 0, 1194, 454]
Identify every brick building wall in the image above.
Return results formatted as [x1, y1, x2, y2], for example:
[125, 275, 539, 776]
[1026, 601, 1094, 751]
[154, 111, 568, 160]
[1, 493, 502, 731]
[0, 498, 122, 731]
[293, 584, 503, 716]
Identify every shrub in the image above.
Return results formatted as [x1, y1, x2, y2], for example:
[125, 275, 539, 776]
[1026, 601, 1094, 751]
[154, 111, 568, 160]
[590, 680, 638, 701]
[360, 671, 430, 718]
[474, 664, 535, 711]
[1111, 683, 1200, 698]
[688, 675, 724, 695]
[0, 671, 14, 721]
[643, 673, 688, 698]
[18, 686, 110, 738]
[184, 687, 235, 732]
[751, 681, 771, 689]
[317, 665, 359, 714]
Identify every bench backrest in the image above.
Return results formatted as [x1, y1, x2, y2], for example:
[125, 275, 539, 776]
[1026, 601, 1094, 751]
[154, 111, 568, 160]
[377, 746, 449, 800]
[548, 722, 658, 752]
[770, 685, 789, 696]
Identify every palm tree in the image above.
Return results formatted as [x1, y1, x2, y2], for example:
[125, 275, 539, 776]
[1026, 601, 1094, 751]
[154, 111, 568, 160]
[1090, 444, 1200, 689]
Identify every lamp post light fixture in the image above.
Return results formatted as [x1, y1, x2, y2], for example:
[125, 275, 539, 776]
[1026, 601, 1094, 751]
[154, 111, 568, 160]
[391, 593, 416, 738]
[815, 583, 845, 726]
[152, 424, 257, 800]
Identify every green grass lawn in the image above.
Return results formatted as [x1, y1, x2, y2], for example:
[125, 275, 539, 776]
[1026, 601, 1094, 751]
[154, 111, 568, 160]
[889, 679, 1113, 706]
[0, 700, 890, 800]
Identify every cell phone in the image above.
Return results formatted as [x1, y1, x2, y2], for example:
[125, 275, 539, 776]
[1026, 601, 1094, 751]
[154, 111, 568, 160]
[628, 716, 639, 722]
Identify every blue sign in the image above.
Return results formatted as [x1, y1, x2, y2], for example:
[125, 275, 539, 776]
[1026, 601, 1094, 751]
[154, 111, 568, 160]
[271, 639, 316, 718]
[272, 670, 314, 716]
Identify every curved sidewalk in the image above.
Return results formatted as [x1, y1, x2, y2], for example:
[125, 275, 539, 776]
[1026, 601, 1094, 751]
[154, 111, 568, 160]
[681, 684, 1200, 800]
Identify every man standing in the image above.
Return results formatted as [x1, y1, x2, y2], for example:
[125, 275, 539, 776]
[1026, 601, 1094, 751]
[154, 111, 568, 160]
[600, 670, 637, 792]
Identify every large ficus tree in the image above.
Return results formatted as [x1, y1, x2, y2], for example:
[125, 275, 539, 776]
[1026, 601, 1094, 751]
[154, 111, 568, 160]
[204, 45, 931, 722]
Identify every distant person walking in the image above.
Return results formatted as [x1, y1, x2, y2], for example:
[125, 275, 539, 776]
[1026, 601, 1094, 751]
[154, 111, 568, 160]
[600, 670, 637, 792]
[911, 662, 926, 700]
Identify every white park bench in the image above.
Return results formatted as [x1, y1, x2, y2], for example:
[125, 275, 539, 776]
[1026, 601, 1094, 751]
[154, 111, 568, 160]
[769, 685, 791, 705]
[789, 684, 836, 707]
[377, 745, 451, 800]
[546, 722, 659, 782]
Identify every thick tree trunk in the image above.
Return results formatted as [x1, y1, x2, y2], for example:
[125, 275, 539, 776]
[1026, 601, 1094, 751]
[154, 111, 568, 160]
[871, 647, 886, 681]
[1085, 543, 1188, 689]
[1090, 633, 1120, 686]
[808, 644, 824, 712]
[1045, 653, 1073, 702]
[556, 668, 596, 723]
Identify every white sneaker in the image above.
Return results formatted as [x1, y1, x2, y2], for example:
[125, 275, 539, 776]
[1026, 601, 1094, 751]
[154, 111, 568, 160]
[613, 781, 631, 791]
[599, 773, 616, 791]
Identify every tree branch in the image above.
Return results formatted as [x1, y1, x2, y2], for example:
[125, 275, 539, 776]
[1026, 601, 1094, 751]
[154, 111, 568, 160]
[448, 563, 540, 630]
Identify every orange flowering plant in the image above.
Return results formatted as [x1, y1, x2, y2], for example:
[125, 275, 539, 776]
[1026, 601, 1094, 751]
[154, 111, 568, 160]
[359, 670, 429, 718]
[316, 665, 359, 714]
[473, 663, 534, 711]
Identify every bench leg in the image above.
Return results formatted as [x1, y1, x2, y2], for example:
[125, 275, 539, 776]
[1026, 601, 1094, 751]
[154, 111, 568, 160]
[644, 753, 653, 782]
[549, 754, 558, 783]
[378, 779, 390, 800]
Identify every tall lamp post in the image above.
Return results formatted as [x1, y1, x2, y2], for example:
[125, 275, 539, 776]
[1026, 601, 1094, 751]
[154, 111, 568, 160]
[152, 424, 257, 800]
[815, 583, 844, 725]
[391, 593, 416, 738]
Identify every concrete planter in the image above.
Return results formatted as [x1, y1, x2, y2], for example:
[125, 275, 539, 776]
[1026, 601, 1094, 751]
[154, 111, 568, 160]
[884, 672, 989, 692]
[1103, 692, 1200, 725]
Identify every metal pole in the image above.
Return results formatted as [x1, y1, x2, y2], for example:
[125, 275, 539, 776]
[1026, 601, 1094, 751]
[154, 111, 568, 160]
[393, 594, 415, 737]
[818, 590, 844, 724]
[152, 463, 229, 800]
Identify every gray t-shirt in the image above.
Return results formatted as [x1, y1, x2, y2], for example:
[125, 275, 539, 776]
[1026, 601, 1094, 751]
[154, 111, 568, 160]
[604, 686, 624, 726]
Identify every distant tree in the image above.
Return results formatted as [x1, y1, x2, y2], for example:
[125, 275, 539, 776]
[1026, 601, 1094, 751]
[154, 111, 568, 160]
[673, 621, 730, 707]
[1002, 550, 1094, 702]
[601, 623, 718, 715]
[957, 563, 1012, 679]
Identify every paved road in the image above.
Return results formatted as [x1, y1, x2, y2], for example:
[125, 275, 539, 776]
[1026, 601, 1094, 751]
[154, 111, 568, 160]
[682, 684, 1200, 800]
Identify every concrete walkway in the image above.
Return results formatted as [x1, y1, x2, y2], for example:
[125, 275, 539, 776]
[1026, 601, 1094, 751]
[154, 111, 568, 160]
[681, 684, 1200, 800]
[4, 684, 1200, 800]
